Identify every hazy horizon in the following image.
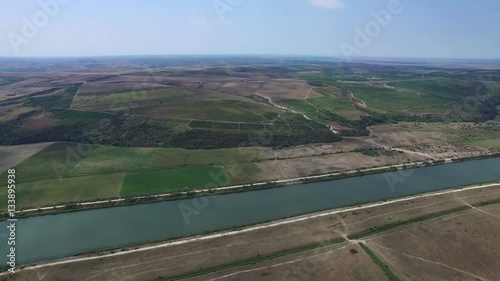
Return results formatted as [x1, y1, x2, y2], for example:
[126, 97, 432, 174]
[1, 0, 500, 59]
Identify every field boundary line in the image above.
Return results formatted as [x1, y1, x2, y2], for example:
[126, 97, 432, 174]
[360, 243, 401, 281]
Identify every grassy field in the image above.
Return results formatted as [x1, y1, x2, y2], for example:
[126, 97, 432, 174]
[300, 72, 499, 119]
[0, 143, 270, 208]
[0, 143, 90, 181]
[387, 79, 470, 100]
[120, 165, 229, 196]
[26, 87, 79, 109]
[240, 123, 265, 131]
[75, 145, 266, 174]
[306, 96, 353, 111]
[73, 87, 281, 122]
[279, 99, 317, 113]
[0, 173, 124, 210]
[332, 82, 450, 114]
[3, 143, 267, 180]
[461, 133, 500, 151]
[51, 109, 115, 121]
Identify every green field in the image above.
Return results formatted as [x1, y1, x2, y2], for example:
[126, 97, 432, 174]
[74, 87, 278, 122]
[120, 166, 229, 196]
[289, 124, 314, 132]
[213, 122, 240, 130]
[388, 79, 473, 100]
[0, 173, 123, 210]
[331, 82, 450, 114]
[0, 143, 91, 181]
[189, 120, 214, 129]
[25, 86, 79, 109]
[266, 124, 291, 133]
[306, 96, 353, 111]
[129, 99, 267, 122]
[0, 142, 269, 208]
[2, 143, 268, 182]
[51, 109, 115, 121]
[279, 99, 317, 113]
[461, 133, 500, 151]
[240, 123, 265, 131]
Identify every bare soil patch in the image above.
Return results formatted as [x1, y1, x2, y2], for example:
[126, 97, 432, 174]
[188, 243, 387, 281]
[367, 203, 500, 281]
[0, 142, 52, 171]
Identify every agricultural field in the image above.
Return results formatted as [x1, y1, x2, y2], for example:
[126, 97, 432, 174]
[2, 60, 499, 152]
[331, 82, 452, 114]
[0, 173, 124, 210]
[120, 165, 229, 196]
[0, 57, 499, 211]
[73, 86, 285, 123]
[0, 143, 52, 172]
[0, 142, 270, 209]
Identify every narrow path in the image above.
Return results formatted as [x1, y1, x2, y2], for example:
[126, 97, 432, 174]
[69, 81, 85, 109]
[254, 93, 312, 121]
[454, 193, 500, 220]
[203, 244, 352, 281]
[304, 87, 313, 100]
[371, 242, 490, 281]
[272, 150, 287, 179]
[346, 90, 367, 109]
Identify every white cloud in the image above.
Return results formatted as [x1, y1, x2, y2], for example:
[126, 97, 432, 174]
[309, 0, 344, 9]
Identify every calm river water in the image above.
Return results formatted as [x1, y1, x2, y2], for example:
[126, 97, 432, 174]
[2, 157, 500, 265]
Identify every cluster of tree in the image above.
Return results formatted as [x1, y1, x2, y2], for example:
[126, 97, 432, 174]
[24, 85, 80, 109]
[319, 110, 388, 136]
[0, 113, 342, 149]
[354, 148, 398, 157]
[478, 96, 500, 121]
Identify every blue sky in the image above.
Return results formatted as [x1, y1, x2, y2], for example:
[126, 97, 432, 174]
[1, 0, 499, 58]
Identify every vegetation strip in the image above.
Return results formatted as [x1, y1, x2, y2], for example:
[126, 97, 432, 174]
[359, 243, 401, 281]
[472, 198, 500, 207]
[156, 238, 345, 281]
[7, 153, 499, 217]
[347, 206, 472, 240]
[156, 200, 500, 281]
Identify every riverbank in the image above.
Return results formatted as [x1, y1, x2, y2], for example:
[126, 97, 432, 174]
[5, 152, 499, 219]
[3, 155, 500, 268]
[5, 181, 500, 279]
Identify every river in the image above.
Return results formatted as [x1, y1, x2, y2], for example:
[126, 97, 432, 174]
[2, 157, 500, 265]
